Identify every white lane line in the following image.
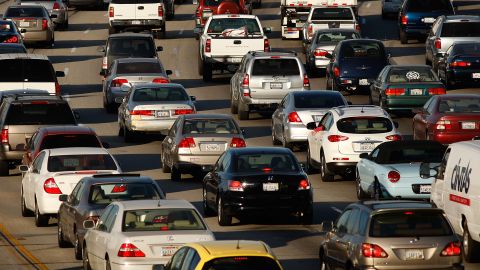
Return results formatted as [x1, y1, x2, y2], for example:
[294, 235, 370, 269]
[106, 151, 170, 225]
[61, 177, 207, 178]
[331, 207, 342, 214]
[366, 2, 371, 8]
[64, 67, 69, 76]
[174, 70, 180, 77]
[70, 47, 76, 53]
[84, 28, 90, 34]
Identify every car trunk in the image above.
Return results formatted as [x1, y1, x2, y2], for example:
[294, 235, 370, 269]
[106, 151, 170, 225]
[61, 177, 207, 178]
[452, 55, 480, 69]
[385, 82, 445, 97]
[339, 57, 387, 78]
[130, 102, 191, 120]
[405, 11, 450, 27]
[20, 0, 56, 11]
[135, 0, 161, 20]
[295, 108, 329, 124]
[189, 134, 236, 156]
[209, 37, 264, 58]
[115, 74, 167, 86]
[439, 113, 480, 133]
[53, 171, 117, 195]
[12, 17, 44, 31]
[337, 133, 387, 155]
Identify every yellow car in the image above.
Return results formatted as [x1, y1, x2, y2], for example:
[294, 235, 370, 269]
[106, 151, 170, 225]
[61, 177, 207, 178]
[156, 240, 284, 270]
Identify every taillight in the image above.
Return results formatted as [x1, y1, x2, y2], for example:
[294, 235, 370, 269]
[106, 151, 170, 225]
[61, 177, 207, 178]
[435, 120, 451, 130]
[333, 66, 340, 77]
[355, 24, 361, 31]
[450, 61, 471, 68]
[264, 39, 270, 52]
[401, 15, 407, 25]
[434, 38, 441, 49]
[303, 74, 310, 88]
[230, 137, 246, 148]
[178, 137, 196, 148]
[228, 180, 244, 191]
[242, 74, 249, 88]
[205, 39, 211, 53]
[386, 134, 402, 141]
[55, 81, 61, 95]
[158, 5, 163, 17]
[308, 24, 313, 37]
[298, 179, 310, 190]
[42, 19, 47, 30]
[53, 2, 60, 10]
[288, 112, 302, 123]
[174, 109, 194, 115]
[328, 135, 348, 142]
[85, 215, 100, 223]
[130, 110, 154, 116]
[314, 49, 328, 57]
[111, 78, 129, 87]
[109, 6, 114, 17]
[385, 88, 405, 96]
[152, 77, 169, 83]
[4, 35, 19, 43]
[428, 87, 446, 95]
[387, 171, 400, 183]
[362, 243, 388, 258]
[44, 178, 62, 194]
[118, 243, 145, 257]
[441, 242, 461, 256]
[1, 129, 8, 144]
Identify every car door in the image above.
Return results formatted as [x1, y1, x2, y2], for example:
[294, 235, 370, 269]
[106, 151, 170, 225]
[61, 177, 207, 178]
[163, 117, 180, 167]
[167, 246, 189, 270]
[371, 67, 388, 104]
[66, 181, 86, 242]
[95, 205, 118, 269]
[205, 153, 225, 209]
[88, 205, 114, 269]
[118, 89, 132, 125]
[311, 113, 331, 163]
[25, 152, 46, 210]
[325, 208, 351, 267]
[416, 97, 437, 139]
[317, 113, 334, 161]
[180, 248, 201, 270]
[273, 95, 288, 139]
[60, 180, 82, 242]
[357, 147, 380, 191]
[338, 208, 361, 268]
[431, 148, 450, 209]
[22, 130, 38, 166]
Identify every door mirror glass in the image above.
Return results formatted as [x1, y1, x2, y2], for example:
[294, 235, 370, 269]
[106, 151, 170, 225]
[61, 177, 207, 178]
[166, 70, 173, 75]
[319, 221, 333, 232]
[59, 194, 68, 202]
[19, 165, 29, 172]
[55, 71, 65, 78]
[306, 122, 316, 130]
[359, 153, 369, 159]
[420, 162, 438, 179]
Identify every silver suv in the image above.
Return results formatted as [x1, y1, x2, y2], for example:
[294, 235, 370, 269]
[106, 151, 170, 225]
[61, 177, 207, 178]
[230, 51, 310, 120]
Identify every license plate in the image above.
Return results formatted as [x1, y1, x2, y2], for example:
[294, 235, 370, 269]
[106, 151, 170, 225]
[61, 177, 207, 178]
[131, 20, 141, 25]
[410, 89, 423, 95]
[160, 246, 178, 257]
[313, 115, 323, 122]
[462, 121, 476, 129]
[357, 143, 375, 151]
[420, 185, 431, 193]
[270, 82, 283, 89]
[405, 249, 424, 260]
[19, 21, 30, 27]
[229, 58, 242, 63]
[156, 110, 169, 118]
[472, 73, 480, 79]
[422, 17, 435, 23]
[202, 143, 221, 151]
[263, 182, 279, 192]
[359, 79, 369, 86]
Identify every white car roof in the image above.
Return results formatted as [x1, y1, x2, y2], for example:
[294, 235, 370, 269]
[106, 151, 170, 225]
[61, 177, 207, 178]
[451, 140, 480, 150]
[210, 14, 258, 19]
[331, 105, 389, 118]
[115, 199, 196, 211]
[0, 54, 49, 60]
[48, 147, 111, 156]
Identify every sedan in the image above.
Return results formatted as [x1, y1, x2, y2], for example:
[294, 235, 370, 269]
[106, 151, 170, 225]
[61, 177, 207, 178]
[437, 41, 480, 89]
[82, 199, 215, 270]
[356, 140, 446, 199]
[161, 114, 246, 181]
[370, 65, 446, 112]
[18, 0, 69, 30]
[203, 147, 313, 226]
[0, 20, 24, 44]
[101, 58, 173, 113]
[413, 94, 480, 144]
[271, 91, 348, 150]
[117, 83, 196, 142]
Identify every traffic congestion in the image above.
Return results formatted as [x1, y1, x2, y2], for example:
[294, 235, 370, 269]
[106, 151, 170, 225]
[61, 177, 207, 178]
[0, 0, 479, 268]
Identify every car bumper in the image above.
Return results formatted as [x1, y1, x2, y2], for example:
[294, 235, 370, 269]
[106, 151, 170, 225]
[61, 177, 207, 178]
[448, 69, 480, 84]
[176, 155, 220, 170]
[37, 194, 61, 215]
[326, 162, 357, 174]
[110, 19, 164, 29]
[380, 184, 432, 199]
[240, 91, 307, 110]
[204, 56, 243, 67]
[129, 118, 176, 133]
[111, 260, 170, 270]
[401, 26, 430, 36]
[383, 96, 431, 110]
[432, 131, 480, 144]
[314, 58, 329, 69]
[50, 10, 67, 24]
[336, 77, 374, 91]
[282, 26, 301, 39]
[284, 123, 309, 143]
[23, 30, 51, 43]
[107, 88, 128, 104]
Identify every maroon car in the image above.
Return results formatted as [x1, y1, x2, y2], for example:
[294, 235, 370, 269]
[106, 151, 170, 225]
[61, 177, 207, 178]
[195, 0, 251, 29]
[412, 94, 480, 144]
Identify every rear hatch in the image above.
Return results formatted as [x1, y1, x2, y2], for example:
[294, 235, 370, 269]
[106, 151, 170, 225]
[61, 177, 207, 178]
[309, 7, 356, 33]
[20, 0, 56, 12]
[386, 82, 445, 97]
[210, 37, 264, 57]
[295, 109, 330, 124]
[438, 21, 480, 52]
[451, 54, 480, 70]
[107, 37, 157, 68]
[404, 0, 453, 28]
[110, 0, 136, 20]
[339, 57, 387, 79]
[5, 6, 47, 31]
[0, 59, 57, 94]
[53, 171, 117, 195]
[190, 134, 237, 156]
[130, 102, 193, 121]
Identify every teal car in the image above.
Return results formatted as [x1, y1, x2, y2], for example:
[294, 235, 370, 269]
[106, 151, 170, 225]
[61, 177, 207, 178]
[369, 65, 446, 112]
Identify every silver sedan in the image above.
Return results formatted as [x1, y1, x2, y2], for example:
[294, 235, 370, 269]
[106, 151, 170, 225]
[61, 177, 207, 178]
[271, 90, 349, 150]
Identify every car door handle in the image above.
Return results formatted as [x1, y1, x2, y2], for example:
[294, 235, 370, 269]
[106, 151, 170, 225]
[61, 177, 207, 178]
[138, 5, 144, 9]
[234, 40, 241, 45]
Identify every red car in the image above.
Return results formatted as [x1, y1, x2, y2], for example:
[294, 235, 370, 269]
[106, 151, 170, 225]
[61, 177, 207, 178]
[195, 0, 252, 28]
[412, 94, 480, 144]
[22, 126, 107, 167]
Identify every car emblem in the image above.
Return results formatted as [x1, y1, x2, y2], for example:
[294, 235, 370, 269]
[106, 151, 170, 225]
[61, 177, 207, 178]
[272, 76, 281, 81]
[364, 137, 371, 141]
[167, 235, 174, 241]
[268, 175, 273, 181]
[409, 237, 419, 243]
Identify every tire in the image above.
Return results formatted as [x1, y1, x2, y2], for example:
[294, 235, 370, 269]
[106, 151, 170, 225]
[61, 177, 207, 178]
[118, 123, 124, 137]
[57, 219, 70, 248]
[104, 100, 116, 114]
[21, 189, 32, 217]
[373, 179, 383, 199]
[0, 160, 8, 176]
[124, 126, 134, 143]
[217, 197, 232, 226]
[271, 123, 281, 145]
[319, 248, 329, 270]
[108, 26, 116, 34]
[82, 245, 92, 270]
[198, 57, 204, 76]
[34, 200, 49, 227]
[238, 100, 249, 120]
[299, 205, 313, 225]
[305, 146, 318, 174]
[320, 152, 334, 182]
[202, 62, 212, 82]
[463, 222, 480, 263]
[381, 11, 386, 19]
[425, 56, 431, 66]
[230, 93, 238, 114]
[171, 165, 181, 181]
[74, 233, 82, 260]
[399, 30, 408, 44]
[356, 169, 368, 200]
[106, 258, 112, 270]
[161, 154, 171, 173]
[62, 20, 69, 30]
[202, 186, 215, 217]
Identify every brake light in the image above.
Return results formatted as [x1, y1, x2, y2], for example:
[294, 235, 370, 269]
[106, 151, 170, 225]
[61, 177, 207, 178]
[314, 49, 328, 57]
[428, 87, 446, 95]
[111, 184, 127, 193]
[298, 179, 310, 190]
[441, 242, 461, 256]
[85, 215, 100, 223]
[288, 112, 302, 123]
[174, 109, 194, 115]
[308, 24, 313, 37]
[333, 66, 340, 77]
[242, 74, 249, 89]
[450, 61, 471, 68]
[385, 88, 405, 96]
[130, 110, 154, 116]
[109, 6, 114, 17]
[386, 134, 402, 141]
[4, 35, 18, 43]
[42, 19, 47, 30]
[152, 77, 169, 83]
[111, 78, 128, 87]
[328, 135, 349, 142]
[228, 180, 244, 191]
[303, 74, 310, 88]
[205, 39, 211, 53]
[53, 2, 60, 10]
[1, 129, 8, 144]
[55, 81, 61, 95]
[435, 38, 441, 49]
[118, 243, 145, 257]
[387, 171, 400, 183]
[435, 120, 451, 130]
[230, 137, 246, 148]
[362, 243, 388, 258]
[264, 39, 270, 52]
[158, 5, 163, 17]
[178, 137, 196, 148]
[44, 178, 62, 194]
[401, 15, 407, 25]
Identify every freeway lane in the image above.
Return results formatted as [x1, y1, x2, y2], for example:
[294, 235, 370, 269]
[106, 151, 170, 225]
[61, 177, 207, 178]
[0, 0, 479, 269]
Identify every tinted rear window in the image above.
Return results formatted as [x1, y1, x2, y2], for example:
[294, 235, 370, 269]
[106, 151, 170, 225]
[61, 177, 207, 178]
[132, 87, 188, 102]
[117, 62, 163, 74]
[123, 209, 206, 232]
[5, 103, 76, 125]
[0, 21, 15, 34]
[336, 117, 393, 134]
[370, 211, 453, 237]
[0, 59, 55, 82]
[40, 134, 101, 150]
[47, 154, 117, 172]
[108, 38, 156, 58]
[406, 0, 452, 12]
[311, 8, 353, 20]
[235, 153, 299, 172]
[294, 94, 346, 108]
[452, 43, 480, 55]
[315, 31, 359, 43]
[89, 183, 162, 205]
[376, 145, 446, 164]
[441, 22, 480, 37]
[252, 59, 300, 76]
[205, 0, 239, 6]
[203, 257, 282, 270]
[0, 45, 26, 54]
[387, 67, 438, 83]
[5, 7, 45, 17]
[341, 42, 384, 58]
[182, 119, 239, 134]
[438, 98, 480, 113]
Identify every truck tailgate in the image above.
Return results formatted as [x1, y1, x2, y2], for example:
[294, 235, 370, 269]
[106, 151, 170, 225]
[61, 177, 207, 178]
[112, 3, 135, 20]
[210, 37, 264, 58]
[311, 20, 356, 31]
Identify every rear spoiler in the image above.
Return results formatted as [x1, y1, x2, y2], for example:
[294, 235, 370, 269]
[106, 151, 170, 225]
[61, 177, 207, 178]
[52, 170, 119, 177]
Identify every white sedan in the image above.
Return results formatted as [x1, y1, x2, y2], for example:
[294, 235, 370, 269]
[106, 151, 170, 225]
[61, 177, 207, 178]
[82, 199, 215, 270]
[20, 147, 122, 227]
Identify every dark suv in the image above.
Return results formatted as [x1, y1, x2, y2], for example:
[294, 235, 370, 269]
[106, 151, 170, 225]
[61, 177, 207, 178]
[0, 94, 78, 175]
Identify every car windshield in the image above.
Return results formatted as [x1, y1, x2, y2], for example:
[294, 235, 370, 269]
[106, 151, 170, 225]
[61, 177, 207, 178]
[132, 87, 188, 102]
[311, 8, 353, 20]
[5, 7, 45, 17]
[336, 117, 393, 134]
[5, 103, 76, 125]
[40, 134, 101, 151]
[0, 21, 14, 33]
[315, 31, 359, 43]
[47, 154, 117, 172]
[407, 0, 452, 12]
[235, 153, 299, 172]
[294, 93, 346, 108]
[441, 22, 480, 37]
[438, 98, 480, 113]
[376, 145, 446, 164]
[387, 67, 438, 83]
[117, 62, 163, 74]
[0, 59, 55, 82]
[122, 209, 206, 231]
[204, 0, 239, 6]
[341, 42, 384, 58]
[452, 43, 480, 56]
[202, 257, 282, 270]
[108, 38, 156, 57]
[370, 210, 453, 237]
[0, 45, 26, 54]
[251, 59, 300, 76]
[182, 119, 239, 134]
[207, 18, 261, 35]
[89, 183, 162, 205]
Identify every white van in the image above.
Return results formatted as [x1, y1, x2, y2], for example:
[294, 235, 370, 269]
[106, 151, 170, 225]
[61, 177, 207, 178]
[420, 140, 480, 262]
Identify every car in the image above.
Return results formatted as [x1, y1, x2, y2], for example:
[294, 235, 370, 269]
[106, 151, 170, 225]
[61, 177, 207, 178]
[22, 126, 106, 167]
[230, 50, 309, 120]
[398, 0, 454, 44]
[17, 0, 69, 30]
[271, 91, 349, 150]
[0, 54, 65, 94]
[412, 94, 480, 143]
[203, 147, 313, 226]
[99, 33, 163, 73]
[0, 43, 27, 53]
[369, 65, 446, 112]
[82, 199, 215, 270]
[101, 58, 173, 113]
[161, 114, 246, 181]
[0, 94, 77, 176]
[319, 200, 463, 270]
[194, 0, 252, 30]
[436, 41, 480, 89]
[2, 5, 55, 46]
[158, 240, 284, 270]
[305, 105, 401, 181]
[356, 140, 446, 200]
[19, 147, 122, 227]
[57, 174, 166, 260]
[325, 39, 390, 93]
[117, 83, 196, 142]
[304, 28, 361, 75]
[381, 0, 403, 19]
[0, 20, 25, 44]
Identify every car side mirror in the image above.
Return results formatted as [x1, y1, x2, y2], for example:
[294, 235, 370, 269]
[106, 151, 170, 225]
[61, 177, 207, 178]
[19, 165, 29, 172]
[347, 101, 352, 105]
[393, 121, 399, 128]
[241, 128, 245, 135]
[166, 70, 173, 75]
[120, 83, 132, 92]
[420, 162, 438, 179]
[102, 141, 110, 148]
[20, 28, 27, 33]
[314, 125, 325, 132]
[50, 14, 58, 18]
[59, 194, 68, 202]
[99, 70, 107, 76]
[156, 46, 163, 51]
[83, 220, 96, 229]
[359, 153, 369, 159]
[319, 221, 333, 232]
[190, 95, 196, 102]
[73, 111, 80, 120]
[263, 27, 272, 34]
[306, 122, 316, 130]
[194, 27, 202, 35]
[56, 71, 65, 78]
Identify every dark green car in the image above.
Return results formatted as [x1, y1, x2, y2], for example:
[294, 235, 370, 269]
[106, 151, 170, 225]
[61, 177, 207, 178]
[369, 65, 446, 112]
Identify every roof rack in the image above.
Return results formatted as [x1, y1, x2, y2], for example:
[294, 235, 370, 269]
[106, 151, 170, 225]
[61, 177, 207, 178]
[92, 173, 141, 178]
[248, 49, 297, 56]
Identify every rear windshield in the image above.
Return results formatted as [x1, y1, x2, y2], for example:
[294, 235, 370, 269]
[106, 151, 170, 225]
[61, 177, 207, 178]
[123, 209, 206, 231]
[132, 87, 188, 102]
[5, 7, 45, 17]
[294, 94, 345, 108]
[235, 153, 299, 172]
[252, 59, 300, 76]
[341, 42, 384, 58]
[387, 67, 438, 83]
[406, 0, 452, 12]
[108, 38, 156, 58]
[5, 103, 76, 125]
[315, 31, 359, 43]
[117, 62, 163, 74]
[336, 117, 393, 134]
[0, 59, 55, 82]
[205, 0, 240, 6]
[47, 154, 117, 172]
[438, 98, 480, 113]
[183, 119, 239, 134]
[89, 183, 162, 205]
[203, 257, 282, 270]
[0, 45, 26, 54]
[441, 22, 480, 37]
[40, 134, 101, 150]
[311, 8, 353, 20]
[376, 145, 446, 164]
[207, 18, 261, 35]
[451, 43, 480, 56]
[0, 21, 15, 34]
[370, 211, 453, 237]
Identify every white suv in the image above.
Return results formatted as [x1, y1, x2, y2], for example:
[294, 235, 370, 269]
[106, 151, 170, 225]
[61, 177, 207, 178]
[305, 105, 401, 181]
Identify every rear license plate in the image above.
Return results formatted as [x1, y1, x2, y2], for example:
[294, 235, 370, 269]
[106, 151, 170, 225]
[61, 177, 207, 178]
[131, 20, 141, 25]
[313, 115, 323, 122]
[19, 21, 30, 27]
[405, 249, 424, 260]
[472, 73, 480, 79]
[462, 121, 476, 129]
[263, 182, 279, 191]
[358, 143, 375, 151]
[420, 185, 431, 193]
[359, 79, 369, 86]
[422, 17, 435, 23]
[270, 82, 283, 89]
[202, 143, 221, 151]
[160, 246, 178, 257]
[156, 110, 169, 118]
[410, 89, 423, 95]
[229, 58, 242, 63]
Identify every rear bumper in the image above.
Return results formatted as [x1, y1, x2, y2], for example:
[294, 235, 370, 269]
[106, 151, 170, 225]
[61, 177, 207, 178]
[383, 96, 431, 111]
[400, 25, 430, 36]
[448, 69, 480, 84]
[335, 77, 374, 91]
[111, 260, 170, 270]
[431, 131, 480, 144]
[110, 19, 164, 29]
[204, 56, 242, 67]
[176, 154, 220, 170]
[282, 26, 301, 39]
[128, 118, 176, 133]
[37, 194, 62, 215]
[314, 58, 329, 69]
[326, 162, 357, 174]
[23, 30, 51, 43]
[50, 10, 67, 24]
[240, 90, 307, 110]
[381, 183, 432, 199]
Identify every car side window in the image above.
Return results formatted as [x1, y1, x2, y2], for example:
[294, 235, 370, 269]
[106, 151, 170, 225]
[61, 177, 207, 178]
[222, 153, 231, 172]
[215, 153, 226, 172]
[437, 148, 451, 180]
[426, 97, 437, 114]
[323, 114, 334, 130]
[431, 18, 441, 36]
[73, 181, 87, 205]
[28, 131, 38, 151]
[169, 118, 180, 137]
[357, 210, 369, 235]
[170, 247, 188, 270]
[97, 205, 113, 231]
[370, 148, 380, 161]
[181, 248, 200, 270]
[69, 181, 83, 205]
[335, 209, 351, 234]
[32, 152, 46, 172]
[346, 208, 360, 234]
[319, 113, 330, 128]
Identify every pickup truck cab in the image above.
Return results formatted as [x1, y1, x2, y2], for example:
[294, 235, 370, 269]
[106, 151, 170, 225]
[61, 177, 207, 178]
[197, 14, 271, 81]
[195, 0, 251, 29]
[302, 7, 359, 43]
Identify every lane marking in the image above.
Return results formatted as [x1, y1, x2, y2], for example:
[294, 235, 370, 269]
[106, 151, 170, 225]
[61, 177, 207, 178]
[70, 47, 76, 53]
[63, 67, 69, 76]
[173, 47, 178, 54]
[331, 207, 342, 214]
[84, 28, 90, 34]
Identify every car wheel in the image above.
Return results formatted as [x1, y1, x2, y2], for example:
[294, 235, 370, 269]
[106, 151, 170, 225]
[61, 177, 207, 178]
[373, 178, 384, 199]
[34, 200, 49, 227]
[161, 153, 171, 173]
[306, 146, 318, 174]
[21, 188, 33, 217]
[82, 245, 92, 270]
[271, 123, 281, 145]
[319, 248, 329, 270]
[238, 100, 249, 120]
[124, 126, 135, 143]
[217, 197, 232, 226]
[203, 186, 215, 217]
[381, 11, 386, 19]
[171, 165, 181, 181]
[356, 169, 368, 199]
[106, 258, 112, 270]
[118, 122, 124, 137]
[0, 160, 9, 176]
[399, 30, 407, 44]
[202, 62, 212, 82]
[463, 222, 480, 262]
[63, 20, 69, 30]
[57, 219, 70, 248]
[74, 234, 82, 260]
[103, 99, 116, 114]
[320, 152, 334, 182]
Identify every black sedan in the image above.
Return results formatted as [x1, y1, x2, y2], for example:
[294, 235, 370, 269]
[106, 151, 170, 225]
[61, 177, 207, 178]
[325, 39, 390, 93]
[202, 147, 313, 226]
[437, 41, 480, 89]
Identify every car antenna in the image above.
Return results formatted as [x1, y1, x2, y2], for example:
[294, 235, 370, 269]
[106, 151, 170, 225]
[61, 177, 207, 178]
[236, 240, 241, 249]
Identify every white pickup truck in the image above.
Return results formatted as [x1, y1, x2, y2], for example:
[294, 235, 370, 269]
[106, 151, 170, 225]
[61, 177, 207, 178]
[196, 14, 271, 81]
[302, 6, 359, 43]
